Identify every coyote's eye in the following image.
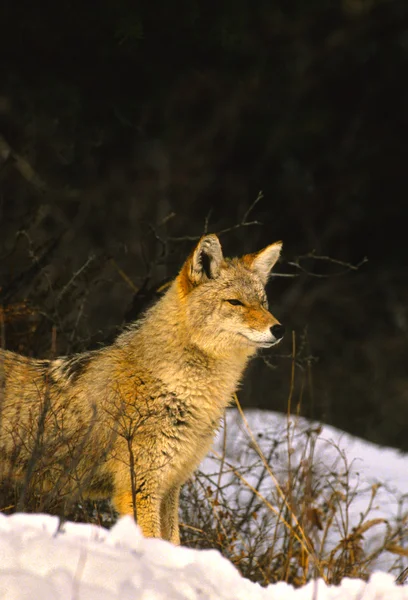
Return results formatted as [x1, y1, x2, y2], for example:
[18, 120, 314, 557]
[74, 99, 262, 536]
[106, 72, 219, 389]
[226, 299, 244, 306]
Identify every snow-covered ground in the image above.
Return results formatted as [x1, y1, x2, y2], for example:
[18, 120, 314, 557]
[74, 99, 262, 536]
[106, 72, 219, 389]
[1, 513, 408, 599]
[201, 409, 408, 571]
[1, 409, 408, 599]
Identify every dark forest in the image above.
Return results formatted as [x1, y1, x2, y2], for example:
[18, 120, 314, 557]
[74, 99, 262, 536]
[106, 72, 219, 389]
[1, 0, 407, 450]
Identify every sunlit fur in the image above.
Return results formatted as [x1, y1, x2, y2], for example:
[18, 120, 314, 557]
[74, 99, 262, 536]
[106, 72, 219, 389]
[0, 234, 283, 544]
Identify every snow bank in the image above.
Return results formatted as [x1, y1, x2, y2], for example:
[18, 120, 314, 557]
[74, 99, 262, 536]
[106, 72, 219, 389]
[200, 409, 408, 570]
[1, 512, 407, 599]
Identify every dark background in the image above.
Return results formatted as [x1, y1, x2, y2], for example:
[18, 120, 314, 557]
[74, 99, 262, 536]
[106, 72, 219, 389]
[0, 1, 407, 449]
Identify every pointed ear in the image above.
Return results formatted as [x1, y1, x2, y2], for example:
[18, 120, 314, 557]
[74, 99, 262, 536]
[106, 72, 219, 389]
[178, 234, 224, 295]
[243, 241, 282, 285]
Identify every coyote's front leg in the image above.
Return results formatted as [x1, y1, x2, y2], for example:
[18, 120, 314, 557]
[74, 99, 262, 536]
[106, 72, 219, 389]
[113, 489, 161, 539]
[160, 485, 181, 544]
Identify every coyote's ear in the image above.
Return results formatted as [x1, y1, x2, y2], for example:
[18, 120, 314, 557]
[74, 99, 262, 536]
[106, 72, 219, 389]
[178, 234, 224, 294]
[243, 241, 282, 285]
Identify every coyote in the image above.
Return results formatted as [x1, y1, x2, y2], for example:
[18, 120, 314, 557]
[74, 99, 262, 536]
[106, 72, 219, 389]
[0, 234, 284, 544]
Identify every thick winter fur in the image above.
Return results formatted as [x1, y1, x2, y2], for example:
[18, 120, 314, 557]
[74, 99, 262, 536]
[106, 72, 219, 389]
[0, 235, 284, 544]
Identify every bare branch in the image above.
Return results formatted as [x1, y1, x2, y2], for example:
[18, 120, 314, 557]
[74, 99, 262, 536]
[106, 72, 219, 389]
[288, 253, 368, 278]
[168, 191, 264, 243]
[57, 254, 96, 304]
[0, 134, 47, 193]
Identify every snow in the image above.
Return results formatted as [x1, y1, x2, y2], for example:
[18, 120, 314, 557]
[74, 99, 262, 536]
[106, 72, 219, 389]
[1, 409, 408, 599]
[1, 513, 408, 599]
[201, 409, 408, 571]
[207, 409, 408, 510]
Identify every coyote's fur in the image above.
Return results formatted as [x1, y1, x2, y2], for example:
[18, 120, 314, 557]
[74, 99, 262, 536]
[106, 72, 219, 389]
[0, 235, 284, 544]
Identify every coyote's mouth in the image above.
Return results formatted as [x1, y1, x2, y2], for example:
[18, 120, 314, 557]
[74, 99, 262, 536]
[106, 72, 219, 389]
[238, 333, 280, 348]
[257, 340, 280, 348]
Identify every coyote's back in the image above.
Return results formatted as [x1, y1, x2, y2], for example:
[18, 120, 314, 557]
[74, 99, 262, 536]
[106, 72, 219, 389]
[0, 234, 284, 544]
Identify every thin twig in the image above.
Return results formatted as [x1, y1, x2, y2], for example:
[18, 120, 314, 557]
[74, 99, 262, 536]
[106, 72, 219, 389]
[57, 254, 96, 303]
[288, 253, 368, 278]
[168, 191, 264, 242]
[214, 415, 227, 506]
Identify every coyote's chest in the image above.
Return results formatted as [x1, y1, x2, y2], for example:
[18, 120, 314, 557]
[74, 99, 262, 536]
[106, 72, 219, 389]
[129, 354, 240, 487]
[158, 389, 226, 485]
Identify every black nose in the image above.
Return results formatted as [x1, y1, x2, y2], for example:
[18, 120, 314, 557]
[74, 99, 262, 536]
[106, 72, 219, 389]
[271, 324, 285, 340]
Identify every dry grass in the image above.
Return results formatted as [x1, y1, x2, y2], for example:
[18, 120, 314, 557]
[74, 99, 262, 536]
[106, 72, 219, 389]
[179, 408, 408, 586]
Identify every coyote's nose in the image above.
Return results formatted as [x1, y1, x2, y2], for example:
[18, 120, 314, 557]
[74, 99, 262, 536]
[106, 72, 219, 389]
[271, 324, 285, 340]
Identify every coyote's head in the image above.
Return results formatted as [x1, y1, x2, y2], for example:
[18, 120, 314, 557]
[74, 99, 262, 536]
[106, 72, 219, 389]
[177, 234, 284, 356]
